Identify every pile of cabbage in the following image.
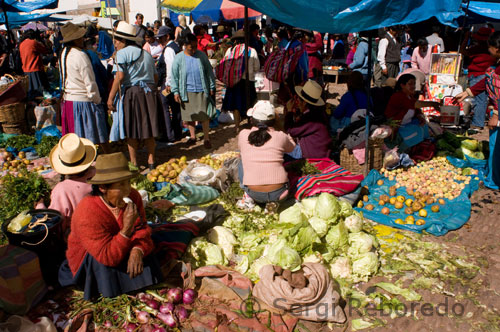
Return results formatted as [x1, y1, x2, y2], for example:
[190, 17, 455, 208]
[185, 193, 379, 283]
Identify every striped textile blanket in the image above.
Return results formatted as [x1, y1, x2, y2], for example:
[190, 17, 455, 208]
[294, 159, 364, 200]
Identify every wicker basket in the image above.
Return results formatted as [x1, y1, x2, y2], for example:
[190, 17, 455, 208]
[0, 102, 26, 123]
[340, 139, 384, 174]
[1, 121, 28, 134]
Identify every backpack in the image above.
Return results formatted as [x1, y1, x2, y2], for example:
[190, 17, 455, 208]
[215, 44, 249, 88]
[176, 26, 191, 45]
[264, 41, 305, 83]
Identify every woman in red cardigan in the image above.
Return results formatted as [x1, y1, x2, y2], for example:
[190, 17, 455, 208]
[59, 152, 162, 299]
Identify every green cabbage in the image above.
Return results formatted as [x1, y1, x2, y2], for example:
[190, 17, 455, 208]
[267, 238, 302, 271]
[461, 139, 479, 151]
[329, 256, 352, 279]
[233, 255, 249, 274]
[303, 251, 322, 264]
[325, 221, 348, 249]
[348, 232, 375, 257]
[207, 226, 237, 259]
[308, 216, 329, 237]
[238, 233, 262, 250]
[473, 151, 485, 160]
[339, 200, 354, 218]
[290, 226, 321, 253]
[301, 197, 318, 217]
[344, 214, 363, 233]
[248, 256, 272, 280]
[279, 203, 305, 224]
[315, 193, 340, 221]
[185, 237, 227, 268]
[351, 252, 379, 280]
[461, 147, 476, 159]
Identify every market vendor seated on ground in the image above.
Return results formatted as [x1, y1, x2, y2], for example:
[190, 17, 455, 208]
[36, 133, 97, 239]
[285, 80, 331, 159]
[384, 73, 440, 151]
[330, 71, 369, 134]
[237, 101, 296, 211]
[59, 152, 162, 300]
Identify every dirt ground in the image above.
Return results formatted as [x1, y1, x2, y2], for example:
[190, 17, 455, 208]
[134, 80, 500, 331]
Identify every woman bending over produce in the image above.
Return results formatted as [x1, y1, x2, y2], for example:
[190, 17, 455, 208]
[60, 152, 162, 299]
[455, 31, 500, 189]
[237, 101, 296, 210]
[385, 73, 440, 151]
[36, 134, 97, 238]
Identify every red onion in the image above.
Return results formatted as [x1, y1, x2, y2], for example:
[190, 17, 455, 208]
[124, 322, 138, 332]
[159, 302, 174, 314]
[135, 310, 150, 324]
[158, 288, 168, 296]
[182, 289, 197, 304]
[157, 312, 177, 328]
[137, 292, 152, 302]
[139, 324, 154, 332]
[174, 305, 189, 322]
[166, 287, 183, 304]
[104, 320, 113, 328]
[152, 325, 166, 332]
[146, 299, 160, 310]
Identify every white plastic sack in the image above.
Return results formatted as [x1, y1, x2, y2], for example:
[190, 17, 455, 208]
[0, 316, 56, 332]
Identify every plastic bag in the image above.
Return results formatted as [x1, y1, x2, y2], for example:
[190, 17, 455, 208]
[178, 160, 231, 191]
[383, 148, 400, 169]
[35, 125, 61, 144]
[0, 316, 56, 332]
[218, 111, 234, 124]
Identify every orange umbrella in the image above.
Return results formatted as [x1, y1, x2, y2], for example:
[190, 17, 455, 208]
[220, 0, 260, 20]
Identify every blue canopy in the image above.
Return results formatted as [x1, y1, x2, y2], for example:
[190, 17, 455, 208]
[0, 12, 62, 27]
[230, 0, 464, 33]
[464, 1, 500, 22]
[1, 0, 59, 13]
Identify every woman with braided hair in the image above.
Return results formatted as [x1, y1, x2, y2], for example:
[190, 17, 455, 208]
[59, 23, 109, 145]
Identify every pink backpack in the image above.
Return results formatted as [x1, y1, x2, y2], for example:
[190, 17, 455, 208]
[216, 44, 248, 87]
[264, 41, 305, 83]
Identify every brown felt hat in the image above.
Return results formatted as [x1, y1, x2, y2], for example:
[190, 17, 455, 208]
[60, 22, 86, 44]
[87, 152, 138, 184]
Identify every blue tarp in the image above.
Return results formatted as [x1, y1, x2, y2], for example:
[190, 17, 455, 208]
[1, 0, 58, 13]
[464, 1, 500, 22]
[354, 169, 480, 236]
[231, 0, 463, 33]
[0, 12, 62, 26]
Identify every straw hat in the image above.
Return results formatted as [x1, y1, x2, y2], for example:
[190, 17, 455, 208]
[88, 152, 138, 185]
[247, 100, 275, 121]
[231, 29, 245, 41]
[60, 22, 86, 44]
[216, 25, 225, 33]
[49, 133, 97, 175]
[295, 80, 325, 106]
[114, 21, 141, 43]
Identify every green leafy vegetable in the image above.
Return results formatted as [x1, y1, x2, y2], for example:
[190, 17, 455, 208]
[315, 192, 340, 221]
[278, 203, 305, 224]
[351, 252, 379, 281]
[308, 216, 329, 237]
[329, 256, 352, 279]
[461, 139, 479, 151]
[325, 221, 348, 249]
[5, 135, 36, 151]
[207, 226, 237, 259]
[344, 213, 363, 233]
[35, 136, 60, 157]
[375, 282, 422, 301]
[267, 238, 302, 271]
[347, 232, 375, 257]
[290, 226, 321, 253]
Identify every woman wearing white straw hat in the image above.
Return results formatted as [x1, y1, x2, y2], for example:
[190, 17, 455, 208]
[36, 133, 97, 237]
[285, 80, 331, 159]
[107, 21, 161, 170]
[59, 22, 109, 146]
[237, 101, 296, 212]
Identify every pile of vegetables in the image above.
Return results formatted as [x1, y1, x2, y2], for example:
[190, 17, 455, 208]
[0, 135, 36, 151]
[70, 287, 197, 330]
[381, 157, 478, 200]
[284, 159, 320, 176]
[436, 132, 486, 160]
[0, 170, 50, 226]
[185, 193, 380, 283]
[35, 136, 60, 157]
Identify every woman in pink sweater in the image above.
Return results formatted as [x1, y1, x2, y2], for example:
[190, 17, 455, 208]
[37, 133, 97, 237]
[237, 101, 296, 211]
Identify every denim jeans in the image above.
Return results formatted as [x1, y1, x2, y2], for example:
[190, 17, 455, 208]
[469, 75, 487, 127]
[238, 159, 289, 203]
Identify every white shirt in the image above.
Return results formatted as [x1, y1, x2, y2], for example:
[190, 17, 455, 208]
[224, 46, 260, 81]
[377, 33, 397, 70]
[426, 33, 445, 52]
[150, 42, 164, 59]
[164, 41, 177, 87]
[61, 47, 101, 104]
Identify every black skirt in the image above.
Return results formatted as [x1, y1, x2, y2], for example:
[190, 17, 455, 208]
[59, 253, 163, 300]
[123, 85, 161, 139]
[222, 79, 257, 117]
